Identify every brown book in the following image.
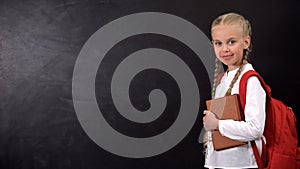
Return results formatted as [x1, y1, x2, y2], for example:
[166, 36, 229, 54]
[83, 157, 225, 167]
[206, 94, 247, 151]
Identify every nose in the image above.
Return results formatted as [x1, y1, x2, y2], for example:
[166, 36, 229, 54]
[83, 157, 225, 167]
[222, 44, 229, 52]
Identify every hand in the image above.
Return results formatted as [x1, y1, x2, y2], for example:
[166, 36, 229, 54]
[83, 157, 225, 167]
[203, 110, 219, 131]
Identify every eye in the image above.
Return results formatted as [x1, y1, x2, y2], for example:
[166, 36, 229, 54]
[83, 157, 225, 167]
[228, 40, 236, 46]
[213, 41, 222, 46]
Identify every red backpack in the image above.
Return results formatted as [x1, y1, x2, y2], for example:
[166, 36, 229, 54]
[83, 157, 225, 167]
[239, 70, 300, 169]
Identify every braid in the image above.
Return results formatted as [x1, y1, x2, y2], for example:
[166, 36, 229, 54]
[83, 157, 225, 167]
[203, 59, 244, 153]
[225, 58, 247, 96]
[203, 57, 222, 153]
[203, 131, 208, 154]
[211, 57, 221, 99]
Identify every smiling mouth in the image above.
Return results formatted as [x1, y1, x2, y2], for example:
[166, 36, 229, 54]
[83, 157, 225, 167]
[222, 54, 233, 59]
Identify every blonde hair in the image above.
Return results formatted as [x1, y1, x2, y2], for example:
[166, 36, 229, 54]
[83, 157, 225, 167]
[210, 12, 252, 97]
[203, 12, 252, 153]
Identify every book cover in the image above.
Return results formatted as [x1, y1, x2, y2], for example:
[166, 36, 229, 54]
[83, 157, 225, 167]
[206, 94, 246, 151]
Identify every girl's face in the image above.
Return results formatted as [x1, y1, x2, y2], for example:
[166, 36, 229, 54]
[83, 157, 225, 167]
[211, 24, 250, 71]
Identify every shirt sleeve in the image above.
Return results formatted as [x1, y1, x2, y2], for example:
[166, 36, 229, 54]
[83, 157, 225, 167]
[218, 76, 266, 142]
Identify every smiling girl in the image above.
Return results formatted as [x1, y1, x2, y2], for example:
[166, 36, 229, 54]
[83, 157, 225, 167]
[202, 12, 266, 169]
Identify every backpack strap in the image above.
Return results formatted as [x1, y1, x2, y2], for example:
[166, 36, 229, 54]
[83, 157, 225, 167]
[250, 139, 266, 169]
[239, 70, 271, 169]
[239, 70, 272, 108]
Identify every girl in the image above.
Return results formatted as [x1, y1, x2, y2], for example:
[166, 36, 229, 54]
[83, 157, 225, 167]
[202, 12, 266, 169]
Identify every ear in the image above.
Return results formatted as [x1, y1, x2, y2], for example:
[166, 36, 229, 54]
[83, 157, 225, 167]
[244, 36, 251, 49]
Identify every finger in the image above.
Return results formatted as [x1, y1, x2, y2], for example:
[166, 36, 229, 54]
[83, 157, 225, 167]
[203, 110, 209, 115]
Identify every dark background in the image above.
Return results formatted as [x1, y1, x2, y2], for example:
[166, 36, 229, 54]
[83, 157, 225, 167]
[0, 0, 298, 169]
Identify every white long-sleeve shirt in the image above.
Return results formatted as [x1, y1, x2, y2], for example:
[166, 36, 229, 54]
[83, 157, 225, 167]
[205, 63, 266, 169]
